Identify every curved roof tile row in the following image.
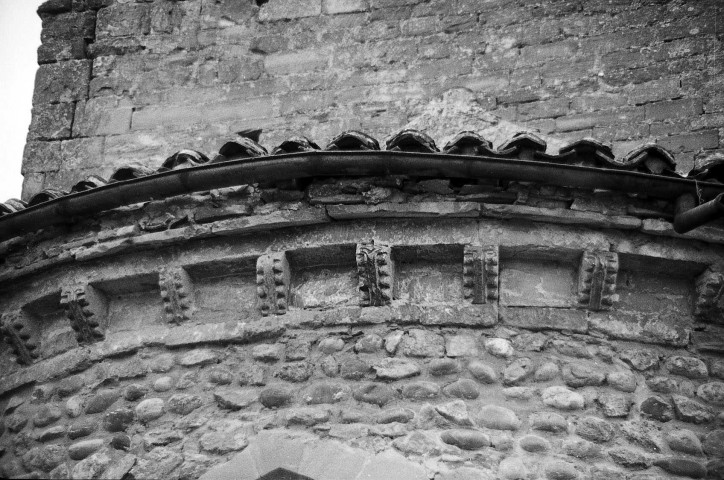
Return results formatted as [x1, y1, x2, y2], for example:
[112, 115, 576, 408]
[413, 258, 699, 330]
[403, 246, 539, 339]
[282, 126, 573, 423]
[3, 129, 723, 216]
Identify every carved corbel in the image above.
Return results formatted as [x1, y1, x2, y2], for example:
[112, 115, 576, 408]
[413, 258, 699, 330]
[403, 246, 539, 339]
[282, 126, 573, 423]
[159, 267, 195, 324]
[463, 245, 499, 304]
[256, 252, 290, 316]
[0, 310, 40, 365]
[694, 268, 724, 324]
[356, 243, 395, 307]
[60, 284, 109, 343]
[577, 251, 618, 311]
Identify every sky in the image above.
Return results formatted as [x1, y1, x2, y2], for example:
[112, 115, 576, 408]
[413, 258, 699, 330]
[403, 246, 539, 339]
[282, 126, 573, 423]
[0, 0, 44, 201]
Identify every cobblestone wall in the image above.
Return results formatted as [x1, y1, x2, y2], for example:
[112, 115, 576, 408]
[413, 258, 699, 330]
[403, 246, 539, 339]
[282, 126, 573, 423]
[1, 177, 723, 478]
[21, 0, 724, 199]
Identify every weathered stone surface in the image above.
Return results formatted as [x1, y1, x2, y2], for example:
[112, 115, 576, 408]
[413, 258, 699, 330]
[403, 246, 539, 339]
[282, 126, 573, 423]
[65, 395, 84, 418]
[177, 348, 219, 367]
[353, 383, 395, 406]
[534, 361, 560, 382]
[672, 395, 714, 424]
[576, 416, 616, 443]
[484, 338, 514, 358]
[401, 329, 445, 357]
[619, 349, 659, 371]
[111, 433, 131, 451]
[85, 389, 119, 414]
[607, 370, 636, 393]
[130, 446, 183, 479]
[22, 445, 65, 472]
[433, 400, 473, 427]
[475, 405, 520, 430]
[355, 334, 383, 353]
[152, 376, 174, 392]
[214, 389, 256, 410]
[104, 408, 134, 432]
[440, 429, 490, 450]
[697, 381, 724, 405]
[374, 358, 421, 380]
[303, 382, 350, 404]
[542, 386, 585, 410]
[666, 356, 708, 379]
[442, 379, 479, 399]
[608, 447, 650, 469]
[33, 405, 62, 428]
[703, 429, 724, 457]
[33, 60, 91, 104]
[340, 356, 369, 380]
[318, 337, 345, 354]
[544, 459, 579, 479]
[143, 428, 183, 448]
[166, 394, 202, 415]
[199, 430, 248, 454]
[654, 458, 707, 478]
[563, 438, 601, 459]
[620, 421, 663, 452]
[468, 360, 497, 383]
[402, 381, 441, 400]
[429, 358, 461, 376]
[68, 438, 104, 460]
[285, 407, 331, 426]
[520, 434, 551, 452]
[393, 431, 442, 456]
[666, 429, 703, 455]
[124, 383, 148, 401]
[238, 364, 266, 386]
[135, 398, 165, 423]
[259, 386, 293, 408]
[530, 412, 568, 433]
[57, 375, 84, 397]
[445, 334, 479, 357]
[499, 307, 587, 333]
[597, 392, 633, 417]
[562, 363, 606, 388]
[37, 425, 66, 442]
[640, 396, 674, 422]
[647, 376, 678, 393]
[259, 0, 322, 21]
[503, 357, 534, 385]
[276, 362, 314, 382]
[499, 457, 529, 479]
[252, 343, 284, 362]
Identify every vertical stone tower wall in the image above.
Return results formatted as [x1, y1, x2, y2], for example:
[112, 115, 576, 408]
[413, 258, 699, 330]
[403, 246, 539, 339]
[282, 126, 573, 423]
[22, 0, 724, 199]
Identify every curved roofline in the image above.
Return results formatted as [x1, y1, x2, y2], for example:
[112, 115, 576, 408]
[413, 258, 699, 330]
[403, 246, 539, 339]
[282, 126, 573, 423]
[1, 150, 723, 243]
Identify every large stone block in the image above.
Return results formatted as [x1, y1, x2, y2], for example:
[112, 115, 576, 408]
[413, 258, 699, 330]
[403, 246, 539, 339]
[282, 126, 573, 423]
[27, 103, 74, 140]
[264, 49, 329, 75]
[73, 98, 132, 137]
[499, 307, 587, 333]
[32, 60, 91, 105]
[21, 140, 62, 175]
[258, 0, 322, 21]
[60, 137, 105, 171]
[96, 3, 151, 38]
[322, 0, 369, 14]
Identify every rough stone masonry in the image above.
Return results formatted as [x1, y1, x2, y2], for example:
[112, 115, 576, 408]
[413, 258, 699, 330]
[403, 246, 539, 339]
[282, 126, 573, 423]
[21, 0, 724, 199]
[1, 0, 724, 479]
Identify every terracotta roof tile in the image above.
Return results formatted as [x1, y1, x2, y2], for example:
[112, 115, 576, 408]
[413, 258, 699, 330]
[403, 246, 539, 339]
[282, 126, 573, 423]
[3, 130, 720, 210]
[386, 129, 438, 152]
[325, 131, 380, 151]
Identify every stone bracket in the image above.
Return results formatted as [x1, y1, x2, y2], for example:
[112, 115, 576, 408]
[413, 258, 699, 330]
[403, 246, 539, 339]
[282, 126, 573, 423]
[577, 251, 618, 311]
[159, 267, 195, 324]
[60, 283, 109, 343]
[256, 252, 290, 316]
[0, 310, 40, 365]
[356, 243, 395, 307]
[694, 267, 724, 324]
[463, 245, 499, 304]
